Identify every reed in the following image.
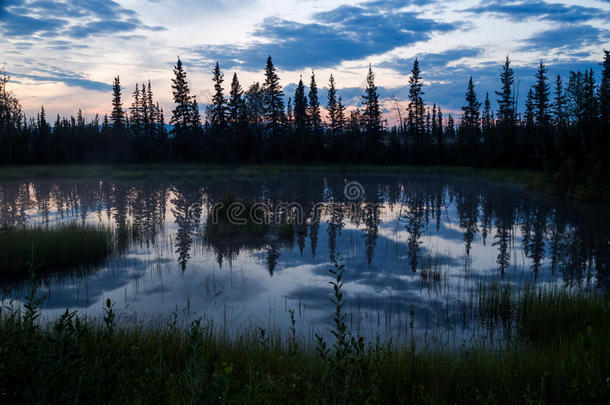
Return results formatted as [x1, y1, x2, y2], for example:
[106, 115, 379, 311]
[0, 223, 113, 275]
[0, 262, 608, 404]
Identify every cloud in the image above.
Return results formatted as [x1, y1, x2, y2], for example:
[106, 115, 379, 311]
[519, 24, 609, 51]
[464, 0, 609, 23]
[193, 2, 461, 70]
[0, 0, 166, 39]
[0, 10, 66, 37]
[8, 69, 112, 92]
[380, 47, 484, 76]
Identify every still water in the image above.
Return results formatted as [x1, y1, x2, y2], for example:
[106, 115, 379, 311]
[1, 173, 608, 342]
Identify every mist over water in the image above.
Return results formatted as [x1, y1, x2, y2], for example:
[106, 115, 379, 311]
[1, 173, 608, 343]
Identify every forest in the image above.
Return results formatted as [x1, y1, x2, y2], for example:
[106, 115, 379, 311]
[1, 52, 609, 196]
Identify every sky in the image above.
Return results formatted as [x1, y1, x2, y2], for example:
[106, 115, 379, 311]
[1, 0, 609, 123]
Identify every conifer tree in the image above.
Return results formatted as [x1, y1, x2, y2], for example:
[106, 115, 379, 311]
[146, 81, 155, 128]
[210, 62, 228, 132]
[327, 74, 338, 135]
[228, 72, 243, 127]
[462, 77, 481, 133]
[190, 96, 202, 130]
[141, 82, 149, 134]
[111, 76, 125, 129]
[533, 62, 550, 126]
[496, 55, 515, 124]
[436, 106, 444, 159]
[336, 97, 346, 135]
[130, 83, 142, 132]
[482, 92, 492, 132]
[407, 59, 425, 147]
[171, 57, 192, 134]
[308, 71, 322, 136]
[293, 78, 307, 134]
[446, 114, 455, 138]
[262, 56, 284, 135]
[553, 75, 566, 125]
[362, 64, 382, 136]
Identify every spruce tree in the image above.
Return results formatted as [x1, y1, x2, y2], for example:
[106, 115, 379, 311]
[533, 62, 550, 126]
[262, 56, 284, 135]
[308, 71, 322, 136]
[210, 62, 228, 132]
[553, 75, 566, 125]
[111, 76, 125, 129]
[327, 74, 338, 135]
[407, 59, 425, 148]
[462, 77, 481, 133]
[482, 92, 492, 133]
[141, 82, 149, 134]
[362, 64, 382, 136]
[496, 55, 515, 124]
[293, 78, 307, 134]
[336, 97, 346, 135]
[190, 96, 202, 130]
[147, 81, 158, 139]
[130, 83, 142, 132]
[171, 57, 192, 135]
[446, 114, 456, 139]
[228, 72, 243, 126]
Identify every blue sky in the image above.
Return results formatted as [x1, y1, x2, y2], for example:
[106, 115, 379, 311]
[1, 0, 609, 121]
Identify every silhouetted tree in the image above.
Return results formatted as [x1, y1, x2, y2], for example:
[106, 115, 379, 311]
[262, 56, 284, 137]
[362, 64, 382, 156]
[407, 59, 425, 158]
[111, 76, 125, 129]
[308, 71, 322, 137]
[460, 76, 481, 156]
[210, 62, 228, 132]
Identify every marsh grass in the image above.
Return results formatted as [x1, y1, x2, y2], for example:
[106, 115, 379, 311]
[1, 255, 608, 404]
[0, 223, 113, 276]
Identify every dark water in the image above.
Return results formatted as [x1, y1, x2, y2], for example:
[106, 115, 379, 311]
[1, 173, 608, 342]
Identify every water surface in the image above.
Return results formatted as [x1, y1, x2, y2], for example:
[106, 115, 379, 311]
[1, 173, 608, 342]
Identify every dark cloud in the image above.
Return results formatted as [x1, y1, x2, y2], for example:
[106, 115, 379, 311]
[0, 0, 166, 39]
[519, 24, 608, 51]
[8, 69, 112, 91]
[0, 10, 66, 36]
[194, 2, 461, 70]
[464, 0, 609, 23]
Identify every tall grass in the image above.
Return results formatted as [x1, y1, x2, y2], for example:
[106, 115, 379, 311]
[0, 223, 113, 275]
[0, 263, 608, 403]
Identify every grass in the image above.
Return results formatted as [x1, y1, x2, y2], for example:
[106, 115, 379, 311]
[0, 223, 113, 276]
[0, 257, 608, 404]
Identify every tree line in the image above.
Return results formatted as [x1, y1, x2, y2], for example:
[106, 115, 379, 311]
[1, 52, 609, 190]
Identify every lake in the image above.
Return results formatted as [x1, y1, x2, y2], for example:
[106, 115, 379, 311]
[1, 172, 608, 344]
